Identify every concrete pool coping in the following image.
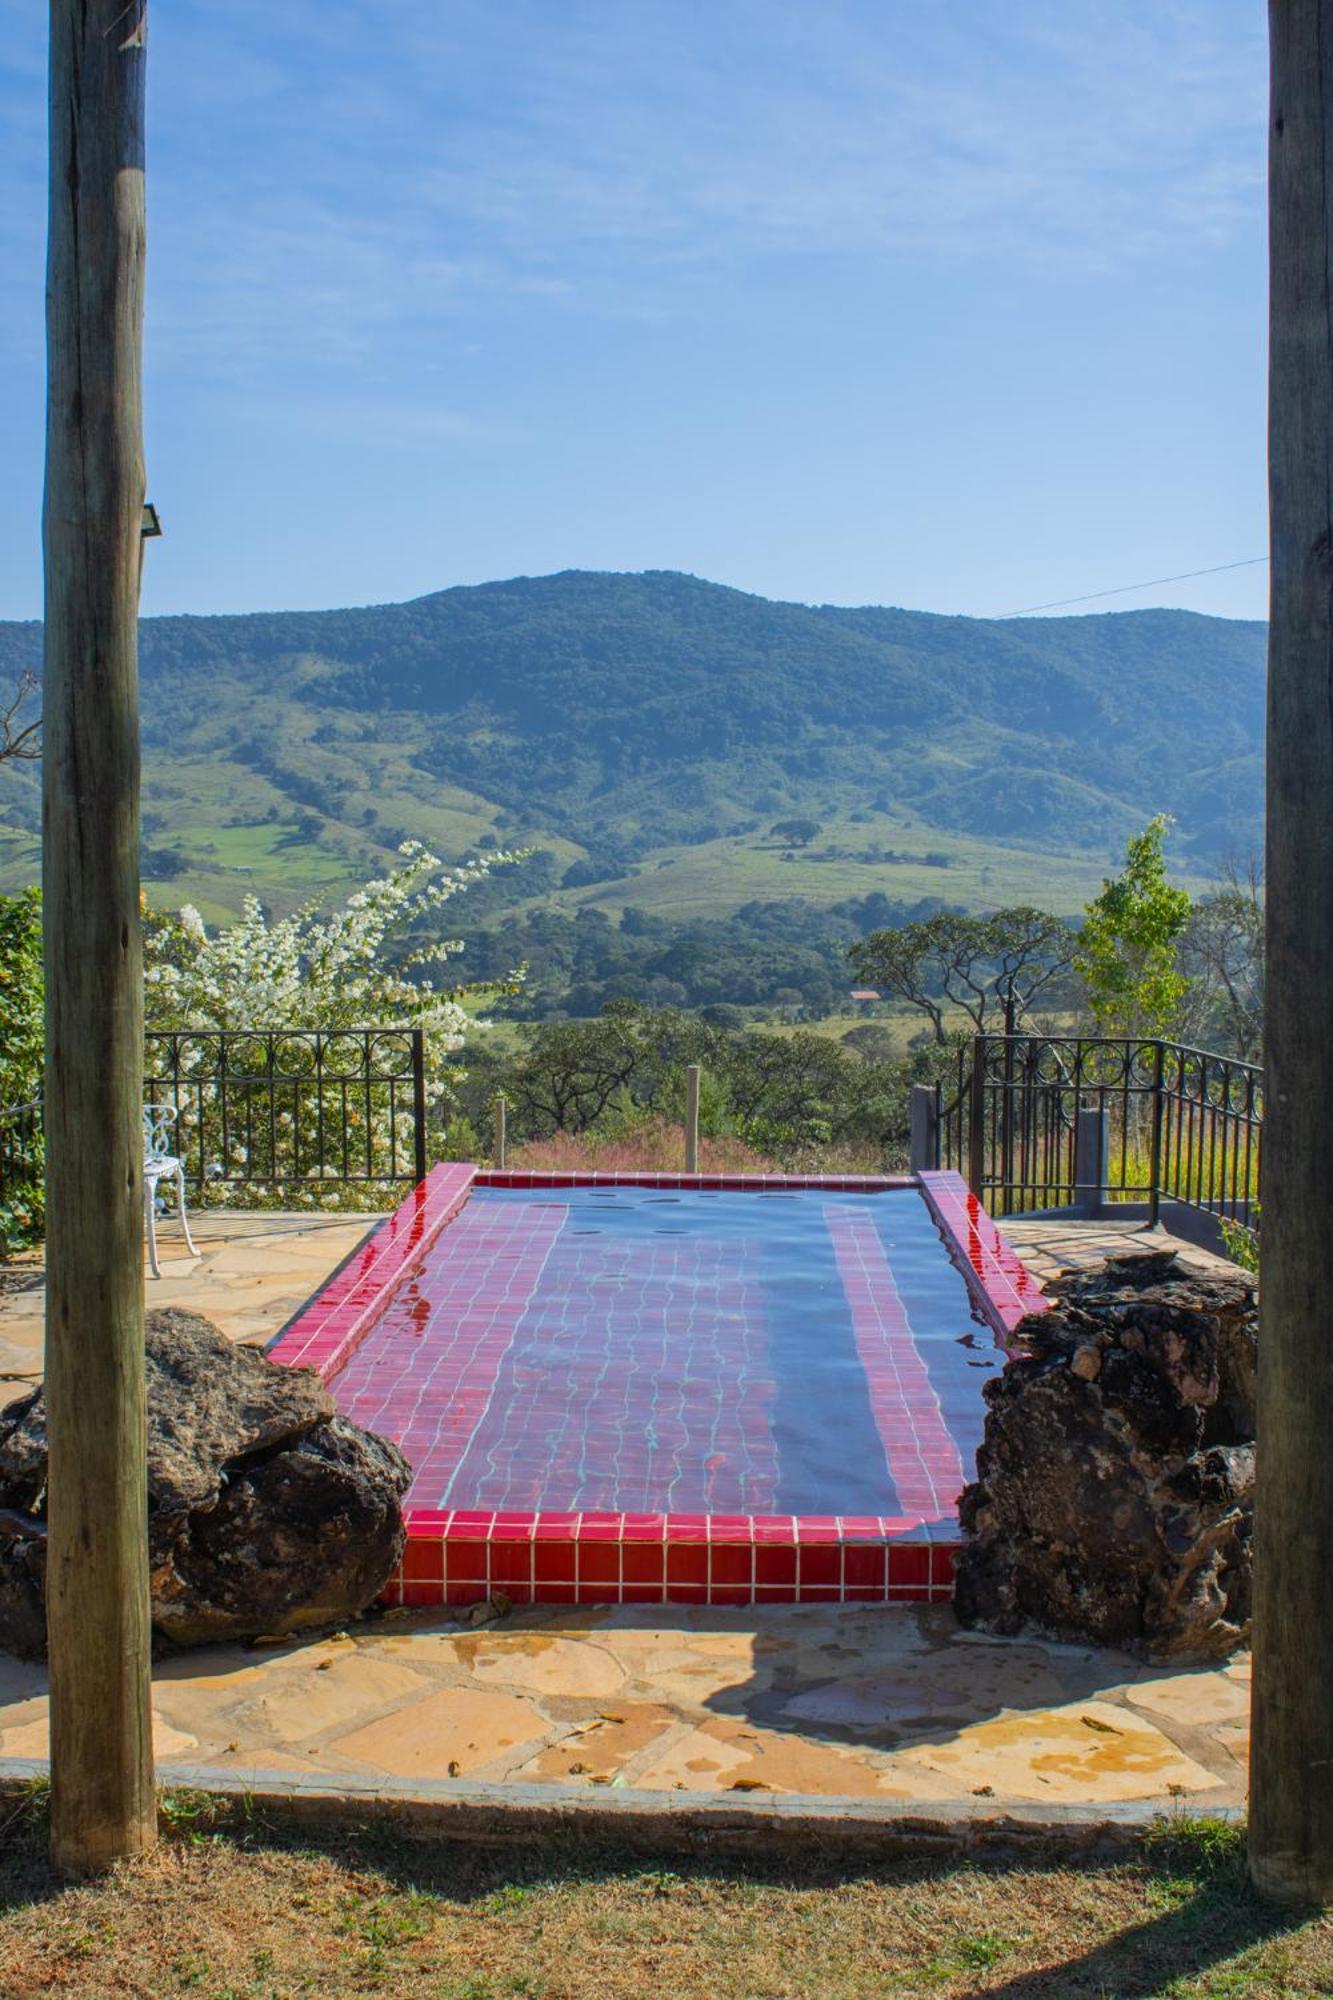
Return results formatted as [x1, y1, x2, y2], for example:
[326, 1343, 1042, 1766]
[0, 1755, 1240, 1857]
[265, 1166, 1047, 1610]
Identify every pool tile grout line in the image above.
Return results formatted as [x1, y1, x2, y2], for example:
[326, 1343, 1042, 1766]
[273, 1167, 1044, 1608]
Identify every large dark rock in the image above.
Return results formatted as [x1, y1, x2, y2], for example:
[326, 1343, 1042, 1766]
[955, 1249, 1256, 1662]
[0, 1308, 411, 1658]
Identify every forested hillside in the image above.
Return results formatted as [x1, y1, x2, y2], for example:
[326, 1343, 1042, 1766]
[0, 569, 1265, 930]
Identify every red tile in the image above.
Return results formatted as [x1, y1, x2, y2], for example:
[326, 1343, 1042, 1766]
[887, 1544, 931, 1588]
[577, 1543, 621, 1587]
[442, 1581, 488, 1606]
[798, 1547, 842, 1589]
[400, 1538, 444, 1583]
[709, 1545, 752, 1588]
[448, 1512, 494, 1539]
[576, 1516, 624, 1541]
[794, 1518, 842, 1543]
[534, 1542, 577, 1584]
[621, 1514, 667, 1542]
[843, 1545, 887, 1593]
[708, 1516, 753, 1539]
[488, 1540, 533, 1589]
[755, 1546, 797, 1587]
[400, 1579, 445, 1608]
[623, 1545, 665, 1586]
[666, 1544, 709, 1588]
[443, 1542, 489, 1585]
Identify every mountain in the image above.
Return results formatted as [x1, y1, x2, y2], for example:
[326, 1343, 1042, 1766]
[0, 569, 1266, 924]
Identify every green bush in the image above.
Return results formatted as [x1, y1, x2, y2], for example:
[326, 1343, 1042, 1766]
[0, 890, 44, 1260]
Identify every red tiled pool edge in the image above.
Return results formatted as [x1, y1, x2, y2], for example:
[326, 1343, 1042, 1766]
[270, 1165, 1046, 1609]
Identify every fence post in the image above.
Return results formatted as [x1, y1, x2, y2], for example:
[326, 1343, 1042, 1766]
[967, 1036, 987, 1197]
[1149, 1040, 1165, 1229]
[909, 1084, 939, 1173]
[685, 1065, 701, 1173]
[1074, 1105, 1109, 1218]
[493, 1094, 507, 1170]
[411, 1029, 427, 1184]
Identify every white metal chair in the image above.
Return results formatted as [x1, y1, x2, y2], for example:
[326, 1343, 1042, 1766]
[143, 1103, 201, 1280]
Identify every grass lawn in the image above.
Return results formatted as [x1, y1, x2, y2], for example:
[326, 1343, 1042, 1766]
[0, 1796, 1327, 1999]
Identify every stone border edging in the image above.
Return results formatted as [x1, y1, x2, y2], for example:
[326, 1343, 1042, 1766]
[0, 1757, 1240, 1858]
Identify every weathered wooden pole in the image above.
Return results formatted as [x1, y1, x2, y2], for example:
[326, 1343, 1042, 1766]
[1251, 0, 1333, 1906]
[493, 1093, 507, 1170]
[684, 1065, 700, 1173]
[43, 0, 156, 1873]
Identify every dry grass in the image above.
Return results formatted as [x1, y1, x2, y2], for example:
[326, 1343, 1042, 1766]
[507, 1122, 777, 1175]
[0, 1795, 1326, 1999]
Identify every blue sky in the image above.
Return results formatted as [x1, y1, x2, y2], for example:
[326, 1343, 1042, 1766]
[0, 1, 1268, 622]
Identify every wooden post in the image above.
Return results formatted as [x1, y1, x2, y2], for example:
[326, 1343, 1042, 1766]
[43, 0, 156, 1873]
[684, 1065, 700, 1173]
[967, 1036, 987, 1197]
[1252, 0, 1333, 1904]
[493, 1094, 507, 1170]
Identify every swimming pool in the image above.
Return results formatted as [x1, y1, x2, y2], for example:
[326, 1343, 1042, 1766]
[270, 1166, 1047, 1607]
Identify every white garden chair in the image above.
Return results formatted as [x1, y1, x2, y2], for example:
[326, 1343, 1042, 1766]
[143, 1103, 201, 1280]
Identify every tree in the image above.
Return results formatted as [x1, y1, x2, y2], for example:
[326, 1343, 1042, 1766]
[43, 0, 154, 1874]
[769, 817, 821, 847]
[1074, 816, 1192, 1037]
[1179, 857, 1264, 1061]
[0, 673, 40, 767]
[849, 907, 1076, 1043]
[1251, 0, 1333, 1905]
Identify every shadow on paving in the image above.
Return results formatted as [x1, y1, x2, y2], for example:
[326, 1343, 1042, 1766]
[697, 1610, 1150, 1758]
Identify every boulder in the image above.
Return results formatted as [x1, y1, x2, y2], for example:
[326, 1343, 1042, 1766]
[0, 1308, 411, 1658]
[955, 1248, 1255, 1662]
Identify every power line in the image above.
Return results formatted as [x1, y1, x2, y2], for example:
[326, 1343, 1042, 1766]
[994, 555, 1268, 619]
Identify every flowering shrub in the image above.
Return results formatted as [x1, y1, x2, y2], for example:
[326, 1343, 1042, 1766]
[143, 842, 521, 1208]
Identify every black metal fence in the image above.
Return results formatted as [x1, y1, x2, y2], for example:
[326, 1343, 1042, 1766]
[0, 1098, 42, 1203]
[933, 1035, 1261, 1228]
[142, 1028, 428, 1190]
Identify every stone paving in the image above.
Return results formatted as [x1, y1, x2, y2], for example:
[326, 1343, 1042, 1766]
[0, 1209, 374, 1383]
[0, 1207, 1250, 1811]
[0, 1604, 1249, 1810]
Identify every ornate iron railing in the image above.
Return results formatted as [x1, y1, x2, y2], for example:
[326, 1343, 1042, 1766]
[935, 1035, 1262, 1228]
[0, 1098, 42, 1200]
[142, 1028, 428, 1190]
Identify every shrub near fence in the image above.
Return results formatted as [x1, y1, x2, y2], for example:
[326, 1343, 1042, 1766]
[0, 1098, 42, 1254]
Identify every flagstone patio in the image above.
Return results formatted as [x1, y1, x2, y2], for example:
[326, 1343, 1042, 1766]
[0, 1207, 1247, 1813]
[0, 1601, 1248, 1811]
